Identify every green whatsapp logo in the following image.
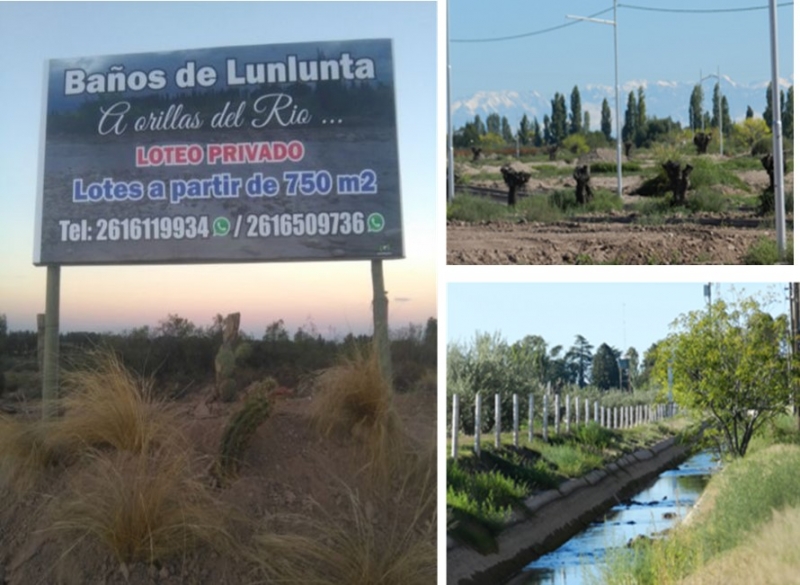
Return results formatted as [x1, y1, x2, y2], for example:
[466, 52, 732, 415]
[367, 213, 385, 233]
[213, 217, 230, 236]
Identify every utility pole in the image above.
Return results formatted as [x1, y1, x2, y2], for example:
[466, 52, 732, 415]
[567, 0, 622, 199]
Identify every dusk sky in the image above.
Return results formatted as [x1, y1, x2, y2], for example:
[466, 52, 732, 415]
[0, 1, 437, 337]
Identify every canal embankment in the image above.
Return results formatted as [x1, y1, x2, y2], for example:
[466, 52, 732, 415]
[447, 434, 699, 585]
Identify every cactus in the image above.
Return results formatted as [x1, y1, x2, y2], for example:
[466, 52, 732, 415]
[217, 378, 277, 481]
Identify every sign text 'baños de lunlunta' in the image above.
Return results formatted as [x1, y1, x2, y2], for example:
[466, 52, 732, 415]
[34, 39, 403, 265]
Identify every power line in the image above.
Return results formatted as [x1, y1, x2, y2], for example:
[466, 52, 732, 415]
[450, 7, 613, 43]
[451, 2, 793, 43]
[619, 2, 792, 13]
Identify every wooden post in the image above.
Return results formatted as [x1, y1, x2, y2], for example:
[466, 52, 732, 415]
[42, 265, 61, 420]
[371, 260, 392, 387]
[451, 394, 460, 459]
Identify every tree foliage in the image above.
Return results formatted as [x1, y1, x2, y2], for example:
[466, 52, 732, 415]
[570, 85, 582, 135]
[592, 343, 621, 391]
[601, 98, 613, 141]
[655, 296, 795, 458]
[689, 84, 704, 131]
[550, 92, 568, 144]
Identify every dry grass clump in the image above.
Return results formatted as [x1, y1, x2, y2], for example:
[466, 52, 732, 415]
[252, 471, 436, 585]
[51, 446, 232, 564]
[310, 345, 410, 483]
[0, 416, 60, 494]
[680, 506, 800, 585]
[52, 351, 185, 455]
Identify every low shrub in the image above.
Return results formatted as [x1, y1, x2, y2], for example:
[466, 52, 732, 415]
[447, 194, 508, 222]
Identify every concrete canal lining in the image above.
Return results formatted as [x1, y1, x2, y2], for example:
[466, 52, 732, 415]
[447, 436, 694, 585]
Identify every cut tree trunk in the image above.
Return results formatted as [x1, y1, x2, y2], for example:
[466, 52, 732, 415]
[501, 165, 531, 207]
[573, 165, 594, 205]
[662, 160, 693, 206]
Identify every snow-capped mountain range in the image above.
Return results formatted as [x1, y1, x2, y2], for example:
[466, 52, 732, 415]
[451, 76, 793, 132]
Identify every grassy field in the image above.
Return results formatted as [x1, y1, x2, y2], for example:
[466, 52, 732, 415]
[599, 415, 800, 585]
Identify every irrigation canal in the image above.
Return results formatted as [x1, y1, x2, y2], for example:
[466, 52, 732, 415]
[505, 450, 720, 585]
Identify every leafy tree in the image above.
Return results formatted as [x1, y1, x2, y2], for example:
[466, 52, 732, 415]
[731, 118, 771, 152]
[569, 85, 582, 135]
[746, 105, 754, 119]
[501, 116, 514, 143]
[583, 111, 590, 134]
[763, 82, 779, 129]
[711, 82, 722, 128]
[721, 96, 732, 136]
[689, 84, 704, 131]
[635, 86, 647, 145]
[156, 314, 197, 338]
[655, 296, 795, 458]
[542, 114, 552, 145]
[478, 132, 505, 149]
[592, 343, 621, 391]
[782, 85, 793, 140]
[486, 113, 501, 136]
[532, 116, 543, 147]
[565, 334, 593, 388]
[518, 114, 530, 145]
[473, 114, 486, 136]
[622, 90, 637, 143]
[453, 120, 482, 147]
[264, 319, 290, 343]
[601, 98, 613, 141]
[550, 92, 568, 144]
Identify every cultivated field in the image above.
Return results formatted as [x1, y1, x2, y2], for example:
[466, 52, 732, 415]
[447, 147, 794, 265]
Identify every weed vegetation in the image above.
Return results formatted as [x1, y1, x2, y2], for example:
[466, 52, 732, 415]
[743, 236, 794, 264]
[601, 418, 800, 585]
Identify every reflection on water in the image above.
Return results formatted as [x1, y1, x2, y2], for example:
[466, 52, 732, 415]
[509, 451, 719, 585]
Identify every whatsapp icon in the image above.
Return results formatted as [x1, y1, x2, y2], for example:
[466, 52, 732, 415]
[366, 213, 385, 233]
[213, 217, 231, 236]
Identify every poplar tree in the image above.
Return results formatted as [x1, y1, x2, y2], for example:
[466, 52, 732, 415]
[601, 98, 612, 140]
[570, 85, 582, 135]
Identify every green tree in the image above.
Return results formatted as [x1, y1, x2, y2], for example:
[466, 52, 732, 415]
[501, 116, 514, 143]
[550, 92, 568, 144]
[473, 114, 486, 136]
[592, 343, 621, 391]
[689, 84, 704, 131]
[518, 114, 530, 145]
[542, 114, 552, 145]
[622, 90, 637, 143]
[655, 296, 795, 458]
[156, 314, 197, 338]
[635, 86, 647, 145]
[601, 98, 612, 141]
[532, 116, 543, 147]
[782, 85, 793, 140]
[711, 82, 722, 128]
[746, 105, 754, 119]
[583, 111, 590, 135]
[721, 95, 732, 135]
[569, 85, 582, 135]
[486, 113, 501, 136]
[565, 334, 593, 388]
[264, 319, 290, 343]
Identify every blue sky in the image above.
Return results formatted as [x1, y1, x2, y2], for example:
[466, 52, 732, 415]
[447, 282, 791, 360]
[449, 0, 794, 99]
[0, 1, 436, 336]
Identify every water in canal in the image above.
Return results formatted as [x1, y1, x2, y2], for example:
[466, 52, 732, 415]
[507, 450, 720, 585]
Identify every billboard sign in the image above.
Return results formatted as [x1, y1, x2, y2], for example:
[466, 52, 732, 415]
[34, 39, 403, 265]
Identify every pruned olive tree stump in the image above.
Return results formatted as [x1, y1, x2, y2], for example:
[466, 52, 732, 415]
[662, 160, 693, 206]
[471, 146, 483, 162]
[547, 144, 559, 161]
[624, 141, 633, 159]
[573, 165, 594, 205]
[758, 153, 789, 214]
[500, 164, 531, 207]
[693, 132, 712, 154]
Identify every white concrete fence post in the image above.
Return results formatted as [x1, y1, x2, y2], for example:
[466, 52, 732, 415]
[474, 393, 482, 456]
[555, 394, 561, 435]
[513, 393, 519, 447]
[451, 394, 460, 459]
[528, 393, 534, 443]
[495, 393, 501, 449]
[565, 393, 571, 433]
[543, 394, 549, 442]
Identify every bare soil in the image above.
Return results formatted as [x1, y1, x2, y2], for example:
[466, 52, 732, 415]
[448, 153, 793, 265]
[0, 385, 436, 585]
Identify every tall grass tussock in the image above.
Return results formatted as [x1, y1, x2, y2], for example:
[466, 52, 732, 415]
[311, 344, 408, 484]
